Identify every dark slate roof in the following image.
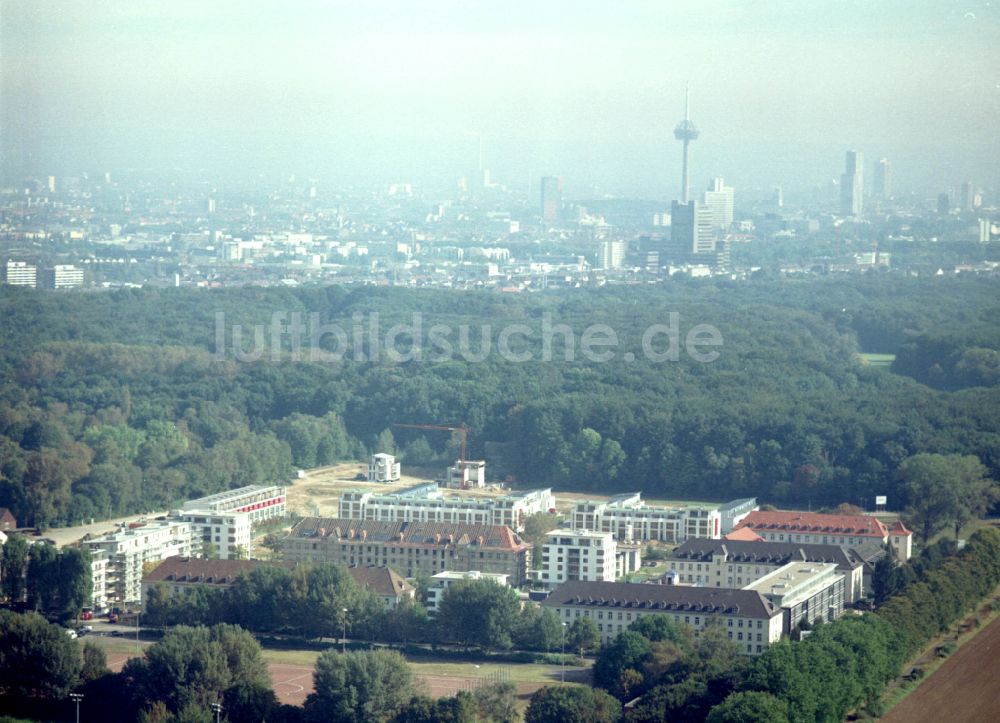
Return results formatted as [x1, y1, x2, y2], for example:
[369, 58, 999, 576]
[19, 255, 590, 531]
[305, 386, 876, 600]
[670, 538, 862, 570]
[540, 581, 780, 619]
[347, 566, 414, 598]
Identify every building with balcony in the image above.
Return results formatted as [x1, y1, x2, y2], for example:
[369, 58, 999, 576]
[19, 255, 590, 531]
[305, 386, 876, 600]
[538, 529, 617, 588]
[569, 493, 725, 543]
[368, 453, 401, 483]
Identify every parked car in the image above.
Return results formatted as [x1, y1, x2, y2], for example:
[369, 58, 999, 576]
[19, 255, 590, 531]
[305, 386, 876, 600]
[109, 630, 123, 637]
[80, 609, 94, 621]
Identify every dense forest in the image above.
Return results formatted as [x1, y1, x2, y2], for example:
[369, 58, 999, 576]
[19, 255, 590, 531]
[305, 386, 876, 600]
[0, 275, 997, 527]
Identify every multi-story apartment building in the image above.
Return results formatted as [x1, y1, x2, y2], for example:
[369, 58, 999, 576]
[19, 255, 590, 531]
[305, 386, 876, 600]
[538, 529, 617, 588]
[83, 519, 197, 608]
[447, 460, 486, 488]
[570, 493, 725, 543]
[338, 484, 553, 533]
[734, 510, 912, 561]
[174, 510, 253, 560]
[542, 581, 784, 655]
[181, 485, 286, 523]
[89, 549, 110, 612]
[282, 517, 532, 586]
[666, 538, 866, 602]
[368, 453, 401, 483]
[40, 265, 84, 289]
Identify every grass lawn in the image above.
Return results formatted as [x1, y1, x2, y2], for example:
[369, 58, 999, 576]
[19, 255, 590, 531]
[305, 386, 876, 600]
[404, 657, 586, 683]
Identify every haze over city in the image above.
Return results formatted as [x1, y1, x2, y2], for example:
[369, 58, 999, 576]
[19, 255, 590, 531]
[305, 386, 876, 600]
[3, 0, 998, 196]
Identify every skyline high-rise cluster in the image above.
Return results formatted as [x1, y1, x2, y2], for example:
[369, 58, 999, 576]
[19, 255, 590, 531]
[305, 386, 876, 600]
[841, 150, 864, 216]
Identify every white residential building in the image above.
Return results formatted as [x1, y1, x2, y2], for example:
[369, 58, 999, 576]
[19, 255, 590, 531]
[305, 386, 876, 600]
[570, 493, 723, 543]
[175, 510, 253, 560]
[425, 570, 510, 613]
[181, 484, 286, 524]
[368, 453, 401, 483]
[538, 529, 617, 588]
[89, 549, 110, 612]
[41, 265, 84, 289]
[83, 519, 197, 607]
[447, 460, 486, 488]
[339, 484, 553, 533]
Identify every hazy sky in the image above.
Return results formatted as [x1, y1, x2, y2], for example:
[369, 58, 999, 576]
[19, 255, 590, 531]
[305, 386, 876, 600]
[2, 0, 998, 197]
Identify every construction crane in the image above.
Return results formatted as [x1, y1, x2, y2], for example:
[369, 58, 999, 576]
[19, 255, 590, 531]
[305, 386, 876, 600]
[392, 423, 468, 465]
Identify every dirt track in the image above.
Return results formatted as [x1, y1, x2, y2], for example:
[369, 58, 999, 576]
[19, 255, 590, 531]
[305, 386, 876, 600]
[882, 616, 1000, 723]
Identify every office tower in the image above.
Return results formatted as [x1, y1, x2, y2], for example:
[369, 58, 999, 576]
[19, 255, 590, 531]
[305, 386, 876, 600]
[540, 176, 562, 222]
[961, 181, 975, 211]
[937, 193, 950, 214]
[668, 200, 715, 258]
[3, 260, 37, 287]
[704, 178, 734, 230]
[47, 176, 56, 193]
[673, 86, 699, 203]
[40, 265, 84, 289]
[597, 240, 626, 270]
[874, 158, 891, 199]
[840, 150, 863, 216]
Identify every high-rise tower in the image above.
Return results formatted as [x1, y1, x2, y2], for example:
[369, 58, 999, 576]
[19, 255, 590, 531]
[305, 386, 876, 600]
[673, 86, 699, 204]
[840, 150, 863, 216]
[874, 158, 891, 200]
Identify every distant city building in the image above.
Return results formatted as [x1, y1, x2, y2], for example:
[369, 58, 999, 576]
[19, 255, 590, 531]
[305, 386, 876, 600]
[368, 453, 401, 483]
[597, 240, 626, 270]
[873, 158, 891, 199]
[40, 265, 84, 289]
[961, 181, 976, 212]
[338, 483, 553, 533]
[282, 517, 532, 585]
[3, 260, 37, 287]
[703, 178, 735, 230]
[668, 200, 719, 264]
[937, 192, 951, 214]
[841, 150, 864, 216]
[540, 176, 562, 222]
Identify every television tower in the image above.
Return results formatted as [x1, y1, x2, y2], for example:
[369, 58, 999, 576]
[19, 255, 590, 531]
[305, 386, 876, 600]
[673, 85, 699, 203]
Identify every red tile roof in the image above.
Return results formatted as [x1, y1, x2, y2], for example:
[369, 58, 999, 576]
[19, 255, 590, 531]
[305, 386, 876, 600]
[723, 527, 764, 542]
[889, 520, 913, 536]
[736, 510, 888, 538]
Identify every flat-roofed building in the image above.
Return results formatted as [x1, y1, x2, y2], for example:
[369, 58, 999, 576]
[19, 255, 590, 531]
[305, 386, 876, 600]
[83, 519, 197, 608]
[3, 261, 37, 287]
[282, 517, 532, 586]
[541, 580, 783, 655]
[735, 510, 912, 561]
[338, 484, 553, 533]
[743, 562, 845, 634]
[181, 484, 286, 524]
[570, 493, 723, 543]
[539, 529, 617, 588]
[40, 265, 84, 289]
[368, 453, 401, 483]
[667, 538, 866, 602]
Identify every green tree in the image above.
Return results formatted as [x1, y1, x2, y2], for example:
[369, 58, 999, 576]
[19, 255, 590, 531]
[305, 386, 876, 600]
[436, 579, 520, 650]
[593, 630, 652, 700]
[0, 533, 30, 602]
[473, 681, 518, 723]
[0, 610, 82, 700]
[566, 617, 600, 656]
[524, 686, 622, 723]
[304, 648, 415, 723]
[81, 640, 109, 682]
[26, 542, 60, 614]
[374, 428, 396, 455]
[705, 691, 790, 723]
[57, 547, 92, 621]
[391, 692, 476, 723]
[900, 454, 999, 542]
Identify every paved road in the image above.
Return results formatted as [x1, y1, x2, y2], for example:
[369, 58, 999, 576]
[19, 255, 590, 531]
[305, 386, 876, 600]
[43, 511, 168, 548]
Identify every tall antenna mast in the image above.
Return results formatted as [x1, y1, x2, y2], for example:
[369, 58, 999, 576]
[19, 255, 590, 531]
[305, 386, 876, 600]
[673, 83, 700, 204]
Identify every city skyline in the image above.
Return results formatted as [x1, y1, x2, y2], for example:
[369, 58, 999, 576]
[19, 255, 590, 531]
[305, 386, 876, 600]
[2, 1, 998, 197]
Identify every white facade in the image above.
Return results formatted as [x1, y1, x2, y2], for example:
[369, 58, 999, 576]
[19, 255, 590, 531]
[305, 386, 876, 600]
[339, 484, 553, 533]
[447, 460, 486, 488]
[426, 570, 509, 613]
[43, 265, 84, 289]
[89, 549, 110, 612]
[597, 240, 626, 270]
[368, 453, 401, 483]
[539, 529, 617, 588]
[704, 178, 735, 230]
[176, 510, 253, 560]
[181, 484, 286, 524]
[83, 519, 197, 607]
[3, 260, 37, 287]
[570, 493, 722, 543]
